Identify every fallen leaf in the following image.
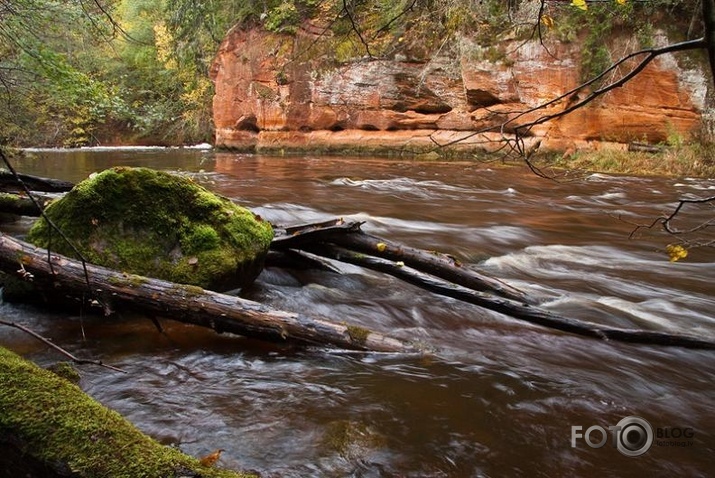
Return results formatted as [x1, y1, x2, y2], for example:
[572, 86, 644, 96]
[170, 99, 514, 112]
[666, 244, 688, 262]
[200, 448, 224, 467]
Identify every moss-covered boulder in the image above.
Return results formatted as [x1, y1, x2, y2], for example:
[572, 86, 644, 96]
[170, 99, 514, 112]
[27, 167, 273, 291]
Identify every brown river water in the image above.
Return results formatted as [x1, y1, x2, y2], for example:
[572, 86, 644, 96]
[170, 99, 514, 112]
[1, 148, 714, 477]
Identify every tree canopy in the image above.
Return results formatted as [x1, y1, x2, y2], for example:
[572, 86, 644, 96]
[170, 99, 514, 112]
[0, 0, 706, 148]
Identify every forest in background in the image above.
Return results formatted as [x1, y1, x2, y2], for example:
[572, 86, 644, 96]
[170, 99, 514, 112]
[0, 0, 697, 148]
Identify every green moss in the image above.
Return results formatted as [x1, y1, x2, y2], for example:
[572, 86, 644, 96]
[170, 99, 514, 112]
[0, 347, 253, 478]
[170, 283, 205, 298]
[26, 167, 274, 291]
[346, 325, 370, 345]
[46, 361, 81, 384]
[107, 273, 149, 288]
[181, 224, 221, 254]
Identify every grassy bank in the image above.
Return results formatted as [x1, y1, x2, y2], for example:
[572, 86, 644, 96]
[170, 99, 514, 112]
[539, 143, 715, 178]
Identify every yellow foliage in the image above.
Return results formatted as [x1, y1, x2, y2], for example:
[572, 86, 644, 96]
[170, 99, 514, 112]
[666, 244, 688, 262]
[572, 0, 588, 10]
[541, 14, 554, 30]
[153, 22, 176, 70]
[616, 0, 627, 4]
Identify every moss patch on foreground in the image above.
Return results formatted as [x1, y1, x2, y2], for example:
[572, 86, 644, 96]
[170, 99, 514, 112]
[0, 346, 254, 478]
[27, 167, 274, 291]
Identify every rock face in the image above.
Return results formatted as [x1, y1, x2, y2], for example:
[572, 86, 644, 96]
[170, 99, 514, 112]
[210, 20, 707, 154]
[27, 167, 273, 291]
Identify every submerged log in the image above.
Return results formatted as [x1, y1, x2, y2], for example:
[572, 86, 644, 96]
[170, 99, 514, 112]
[0, 233, 420, 353]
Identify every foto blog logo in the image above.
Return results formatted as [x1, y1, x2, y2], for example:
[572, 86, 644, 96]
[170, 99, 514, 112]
[571, 416, 654, 457]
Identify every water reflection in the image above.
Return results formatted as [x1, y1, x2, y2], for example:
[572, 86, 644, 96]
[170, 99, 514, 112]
[1, 150, 714, 476]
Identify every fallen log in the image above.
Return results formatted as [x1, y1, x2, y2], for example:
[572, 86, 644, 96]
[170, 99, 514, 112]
[0, 191, 59, 217]
[309, 245, 715, 349]
[0, 233, 421, 353]
[273, 218, 530, 303]
[0, 169, 74, 193]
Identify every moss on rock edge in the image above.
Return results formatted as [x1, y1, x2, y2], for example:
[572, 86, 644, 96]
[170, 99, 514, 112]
[0, 346, 254, 478]
[27, 167, 274, 291]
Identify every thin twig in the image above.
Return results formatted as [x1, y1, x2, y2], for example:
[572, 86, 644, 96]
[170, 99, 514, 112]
[629, 196, 715, 239]
[0, 319, 126, 373]
[342, 0, 372, 58]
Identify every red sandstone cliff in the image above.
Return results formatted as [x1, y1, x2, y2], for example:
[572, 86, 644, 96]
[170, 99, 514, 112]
[210, 20, 707, 155]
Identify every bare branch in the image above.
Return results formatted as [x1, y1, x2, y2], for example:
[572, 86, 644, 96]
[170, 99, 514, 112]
[507, 38, 707, 134]
[630, 196, 715, 242]
[342, 0, 373, 58]
[0, 319, 126, 373]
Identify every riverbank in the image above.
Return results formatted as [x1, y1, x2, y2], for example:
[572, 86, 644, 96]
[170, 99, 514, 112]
[9, 137, 715, 180]
[541, 142, 715, 178]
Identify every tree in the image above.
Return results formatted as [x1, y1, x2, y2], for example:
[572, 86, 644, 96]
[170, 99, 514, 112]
[0, 0, 226, 146]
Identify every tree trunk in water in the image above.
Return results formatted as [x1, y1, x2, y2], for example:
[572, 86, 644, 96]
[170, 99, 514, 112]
[308, 244, 715, 349]
[272, 219, 530, 303]
[0, 233, 420, 353]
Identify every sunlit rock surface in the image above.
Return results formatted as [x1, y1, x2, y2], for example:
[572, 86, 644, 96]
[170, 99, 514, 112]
[210, 20, 705, 155]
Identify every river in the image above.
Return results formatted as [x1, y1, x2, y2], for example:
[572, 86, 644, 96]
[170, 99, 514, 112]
[1, 148, 714, 477]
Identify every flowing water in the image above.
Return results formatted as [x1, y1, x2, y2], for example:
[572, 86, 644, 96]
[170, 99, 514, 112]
[1, 148, 714, 477]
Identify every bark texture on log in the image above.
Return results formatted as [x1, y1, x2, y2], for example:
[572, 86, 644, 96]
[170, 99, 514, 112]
[0, 233, 420, 353]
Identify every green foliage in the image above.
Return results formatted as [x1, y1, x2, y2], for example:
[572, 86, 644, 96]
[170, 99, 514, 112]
[543, 0, 695, 89]
[265, 3, 300, 33]
[0, 0, 234, 147]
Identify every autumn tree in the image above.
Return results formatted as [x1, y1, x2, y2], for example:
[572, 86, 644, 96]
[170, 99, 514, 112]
[0, 0, 228, 146]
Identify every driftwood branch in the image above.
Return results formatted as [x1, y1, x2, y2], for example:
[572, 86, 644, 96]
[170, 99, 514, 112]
[0, 233, 421, 353]
[270, 218, 715, 350]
